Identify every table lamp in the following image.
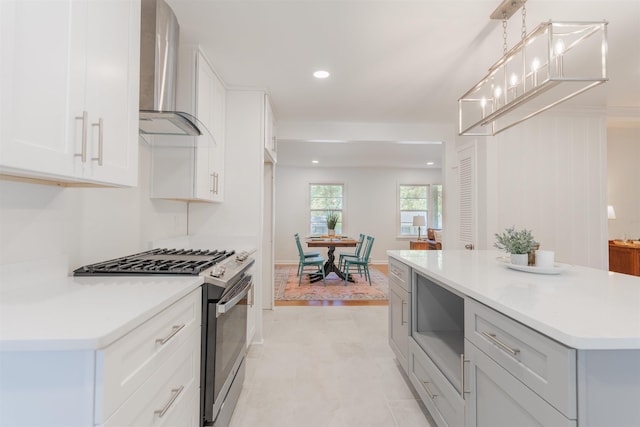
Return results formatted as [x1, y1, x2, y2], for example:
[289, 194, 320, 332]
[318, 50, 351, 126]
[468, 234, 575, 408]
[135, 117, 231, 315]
[413, 216, 426, 241]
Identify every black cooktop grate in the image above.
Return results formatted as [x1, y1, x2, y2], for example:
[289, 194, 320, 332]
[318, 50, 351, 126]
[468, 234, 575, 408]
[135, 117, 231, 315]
[73, 248, 235, 276]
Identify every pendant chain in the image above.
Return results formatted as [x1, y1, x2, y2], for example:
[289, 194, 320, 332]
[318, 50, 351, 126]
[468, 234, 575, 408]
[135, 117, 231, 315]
[521, 0, 527, 40]
[502, 11, 508, 54]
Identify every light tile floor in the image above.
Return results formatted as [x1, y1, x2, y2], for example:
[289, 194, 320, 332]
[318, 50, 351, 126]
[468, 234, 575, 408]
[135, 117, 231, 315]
[229, 306, 435, 427]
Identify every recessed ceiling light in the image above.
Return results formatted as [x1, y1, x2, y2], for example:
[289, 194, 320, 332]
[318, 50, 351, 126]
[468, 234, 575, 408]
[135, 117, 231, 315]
[427, 162, 435, 166]
[313, 70, 330, 79]
[312, 160, 319, 164]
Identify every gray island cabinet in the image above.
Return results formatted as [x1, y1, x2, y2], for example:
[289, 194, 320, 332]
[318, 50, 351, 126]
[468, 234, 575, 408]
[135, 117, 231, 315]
[388, 250, 640, 427]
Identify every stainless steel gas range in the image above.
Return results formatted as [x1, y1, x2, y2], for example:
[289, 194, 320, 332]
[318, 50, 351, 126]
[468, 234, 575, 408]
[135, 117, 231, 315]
[74, 247, 255, 427]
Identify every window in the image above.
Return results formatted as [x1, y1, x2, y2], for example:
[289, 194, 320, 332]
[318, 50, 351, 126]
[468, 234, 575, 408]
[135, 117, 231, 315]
[399, 184, 443, 236]
[310, 184, 343, 235]
[431, 184, 443, 229]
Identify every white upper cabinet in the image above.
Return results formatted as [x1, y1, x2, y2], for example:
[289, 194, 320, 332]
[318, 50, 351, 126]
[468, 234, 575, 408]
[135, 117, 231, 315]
[0, 0, 140, 186]
[150, 47, 225, 202]
[264, 95, 277, 163]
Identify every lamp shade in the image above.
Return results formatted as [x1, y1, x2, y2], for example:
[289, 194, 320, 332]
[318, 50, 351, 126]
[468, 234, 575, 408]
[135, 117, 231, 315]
[412, 216, 426, 227]
[607, 205, 616, 220]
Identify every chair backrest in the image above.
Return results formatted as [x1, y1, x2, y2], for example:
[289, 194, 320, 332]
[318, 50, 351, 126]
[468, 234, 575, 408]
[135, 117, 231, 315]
[294, 233, 305, 257]
[353, 233, 366, 257]
[361, 236, 375, 262]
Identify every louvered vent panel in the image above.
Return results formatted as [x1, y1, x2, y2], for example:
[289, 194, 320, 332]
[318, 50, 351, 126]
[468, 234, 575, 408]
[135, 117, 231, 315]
[459, 156, 473, 243]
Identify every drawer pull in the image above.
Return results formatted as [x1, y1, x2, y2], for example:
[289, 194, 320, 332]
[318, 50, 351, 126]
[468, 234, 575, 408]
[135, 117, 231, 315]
[422, 381, 438, 399]
[401, 300, 408, 325]
[481, 331, 520, 356]
[154, 385, 184, 417]
[156, 324, 186, 345]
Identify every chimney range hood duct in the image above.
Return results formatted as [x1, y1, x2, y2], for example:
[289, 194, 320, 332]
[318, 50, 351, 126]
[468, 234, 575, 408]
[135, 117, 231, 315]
[139, 0, 201, 136]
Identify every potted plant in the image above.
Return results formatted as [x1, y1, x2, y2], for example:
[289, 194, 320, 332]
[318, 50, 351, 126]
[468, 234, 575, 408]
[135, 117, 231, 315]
[326, 211, 339, 235]
[494, 226, 537, 265]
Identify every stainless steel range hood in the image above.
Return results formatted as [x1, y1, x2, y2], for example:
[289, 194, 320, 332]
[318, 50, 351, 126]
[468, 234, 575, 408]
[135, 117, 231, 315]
[139, 0, 201, 136]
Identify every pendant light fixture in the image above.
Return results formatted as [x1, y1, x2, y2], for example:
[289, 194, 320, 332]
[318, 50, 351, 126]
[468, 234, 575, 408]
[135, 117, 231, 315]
[458, 0, 608, 136]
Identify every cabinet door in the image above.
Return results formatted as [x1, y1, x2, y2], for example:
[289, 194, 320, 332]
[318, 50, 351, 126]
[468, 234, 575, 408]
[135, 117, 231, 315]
[0, 0, 85, 179]
[389, 280, 409, 372]
[194, 52, 222, 201]
[83, 0, 139, 186]
[465, 341, 575, 427]
[209, 71, 225, 201]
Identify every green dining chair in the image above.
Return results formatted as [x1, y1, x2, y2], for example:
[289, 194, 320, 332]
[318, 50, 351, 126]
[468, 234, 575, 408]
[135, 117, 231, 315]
[343, 236, 375, 285]
[295, 233, 326, 285]
[338, 233, 365, 273]
[294, 233, 321, 276]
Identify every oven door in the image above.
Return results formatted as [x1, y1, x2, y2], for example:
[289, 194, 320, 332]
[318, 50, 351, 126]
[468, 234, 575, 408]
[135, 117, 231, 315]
[202, 274, 251, 425]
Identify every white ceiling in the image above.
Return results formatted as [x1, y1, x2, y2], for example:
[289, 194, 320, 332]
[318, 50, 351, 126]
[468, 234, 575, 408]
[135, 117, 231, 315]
[167, 0, 640, 167]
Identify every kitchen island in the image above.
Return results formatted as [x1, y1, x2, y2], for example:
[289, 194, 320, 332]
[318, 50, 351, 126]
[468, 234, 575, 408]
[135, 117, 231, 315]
[388, 249, 640, 427]
[0, 256, 204, 426]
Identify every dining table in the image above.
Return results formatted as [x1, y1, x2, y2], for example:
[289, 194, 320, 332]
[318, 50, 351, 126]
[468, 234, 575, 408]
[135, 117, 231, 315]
[306, 236, 359, 282]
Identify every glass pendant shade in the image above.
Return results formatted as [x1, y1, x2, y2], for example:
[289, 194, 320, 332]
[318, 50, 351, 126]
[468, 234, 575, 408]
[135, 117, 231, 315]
[459, 21, 608, 136]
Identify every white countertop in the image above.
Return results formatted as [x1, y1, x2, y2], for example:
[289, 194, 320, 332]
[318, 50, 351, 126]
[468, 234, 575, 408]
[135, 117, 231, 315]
[388, 250, 640, 350]
[0, 257, 203, 352]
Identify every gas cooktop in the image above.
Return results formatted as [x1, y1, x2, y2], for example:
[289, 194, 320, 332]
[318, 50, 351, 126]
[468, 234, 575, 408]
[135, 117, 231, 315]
[73, 248, 235, 276]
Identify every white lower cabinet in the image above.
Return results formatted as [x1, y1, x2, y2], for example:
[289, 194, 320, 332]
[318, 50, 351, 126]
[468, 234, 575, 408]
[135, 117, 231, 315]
[101, 330, 200, 427]
[96, 289, 201, 424]
[464, 340, 575, 427]
[0, 288, 202, 427]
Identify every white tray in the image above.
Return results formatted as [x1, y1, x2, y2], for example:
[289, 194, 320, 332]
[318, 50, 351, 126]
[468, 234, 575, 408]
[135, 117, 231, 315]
[501, 260, 569, 275]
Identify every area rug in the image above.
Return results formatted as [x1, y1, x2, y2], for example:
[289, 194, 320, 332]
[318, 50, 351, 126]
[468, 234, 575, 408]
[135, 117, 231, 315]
[274, 265, 388, 301]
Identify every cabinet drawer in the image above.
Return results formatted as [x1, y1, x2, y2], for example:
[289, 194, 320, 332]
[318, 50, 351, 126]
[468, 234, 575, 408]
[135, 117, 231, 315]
[389, 257, 410, 292]
[465, 299, 576, 418]
[408, 339, 464, 427]
[102, 329, 200, 427]
[95, 289, 202, 423]
[466, 340, 576, 427]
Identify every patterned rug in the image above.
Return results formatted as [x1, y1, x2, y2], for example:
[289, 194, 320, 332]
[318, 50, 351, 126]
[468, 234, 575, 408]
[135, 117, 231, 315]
[274, 265, 388, 301]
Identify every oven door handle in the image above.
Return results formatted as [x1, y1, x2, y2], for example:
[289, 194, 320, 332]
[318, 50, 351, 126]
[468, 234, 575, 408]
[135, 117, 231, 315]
[216, 275, 252, 318]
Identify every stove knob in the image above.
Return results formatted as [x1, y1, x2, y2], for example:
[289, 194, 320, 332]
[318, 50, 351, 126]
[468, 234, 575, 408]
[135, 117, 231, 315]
[210, 266, 225, 278]
[236, 251, 248, 262]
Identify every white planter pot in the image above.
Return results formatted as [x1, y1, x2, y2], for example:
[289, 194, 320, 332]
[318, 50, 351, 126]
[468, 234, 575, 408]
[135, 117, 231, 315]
[328, 229, 335, 236]
[510, 253, 529, 266]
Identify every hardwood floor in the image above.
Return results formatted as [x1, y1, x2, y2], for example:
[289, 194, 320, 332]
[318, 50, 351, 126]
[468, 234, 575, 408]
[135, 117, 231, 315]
[274, 264, 389, 307]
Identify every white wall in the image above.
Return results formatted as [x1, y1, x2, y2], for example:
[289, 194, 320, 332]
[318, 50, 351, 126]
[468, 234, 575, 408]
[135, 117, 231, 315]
[0, 140, 188, 270]
[274, 166, 442, 264]
[607, 126, 640, 241]
[474, 110, 609, 269]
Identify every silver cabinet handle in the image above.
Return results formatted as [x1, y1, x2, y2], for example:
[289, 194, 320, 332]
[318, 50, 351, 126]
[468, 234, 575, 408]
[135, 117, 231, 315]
[210, 172, 219, 194]
[91, 118, 104, 166]
[272, 135, 277, 151]
[465, 243, 474, 250]
[461, 353, 470, 398]
[422, 381, 438, 399]
[155, 324, 185, 345]
[401, 300, 408, 325]
[154, 385, 184, 417]
[481, 331, 520, 356]
[75, 111, 88, 162]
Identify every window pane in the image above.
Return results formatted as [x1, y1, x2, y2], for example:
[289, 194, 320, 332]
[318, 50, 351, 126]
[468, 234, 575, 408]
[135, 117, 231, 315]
[431, 185, 443, 229]
[310, 184, 343, 235]
[399, 184, 429, 236]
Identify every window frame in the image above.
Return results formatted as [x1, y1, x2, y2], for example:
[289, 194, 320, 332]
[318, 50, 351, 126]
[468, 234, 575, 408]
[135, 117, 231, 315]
[397, 183, 443, 238]
[309, 183, 345, 236]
